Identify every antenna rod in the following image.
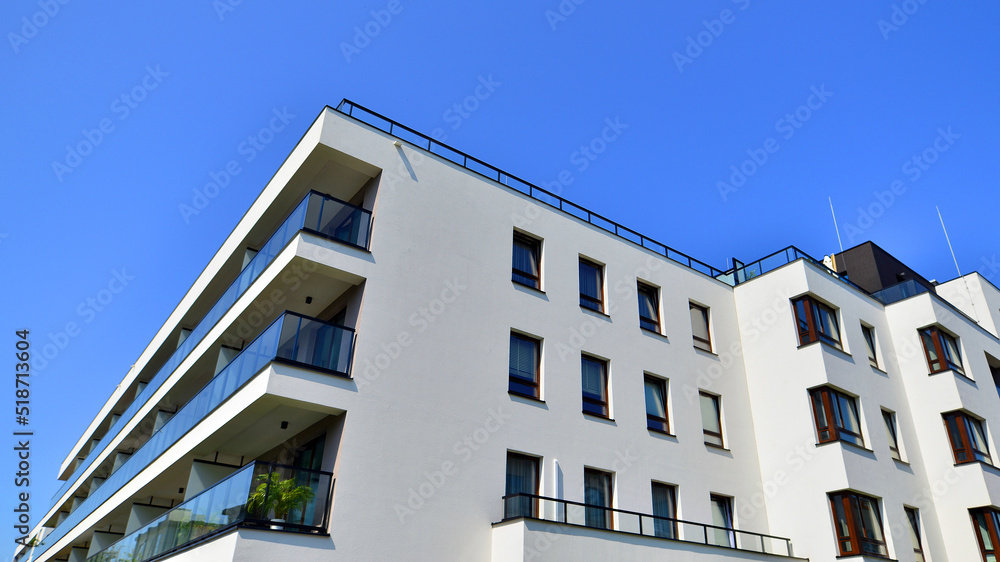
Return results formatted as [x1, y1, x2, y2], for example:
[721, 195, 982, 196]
[829, 197, 844, 253]
[937, 206, 962, 277]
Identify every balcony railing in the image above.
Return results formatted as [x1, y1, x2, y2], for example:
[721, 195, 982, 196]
[34, 312, 353, 560]
[54, 190, 368, 505]
[870, 279, 931, 305]
[88, 462, 333, 562]
[724, 245, 870, 296]
[500, 494, 794, 557]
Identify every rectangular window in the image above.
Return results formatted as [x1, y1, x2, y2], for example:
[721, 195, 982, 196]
[504, 452, 539, 519]
[862, 325, 878, 368]
[512, 233, 541, 289]
[637, 282, 660, 333]
[700, 391, 724, 448]
[793, 295, 841, 349]
[971, 507, 1000, 561]
[581, 355, 609, 418]
[690, 302, 712, 352]
[882, 410, 901, 461]
[584, 468, 613, 530]
[709, 494, 735, 547]
[651, 482, 677, 539]
[579, 258, 604, 313]
[810, 387, 864, 447]
[828, 491, 888, 557]
[509, 332, 540, 399]
[644, 376, 669, 434]
[920, 326, 964, 374]
[943, 411, 993, 465]
[905, 507, 925, 562]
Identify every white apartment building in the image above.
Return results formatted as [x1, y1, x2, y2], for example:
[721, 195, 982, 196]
[15, 100, 1000, 562]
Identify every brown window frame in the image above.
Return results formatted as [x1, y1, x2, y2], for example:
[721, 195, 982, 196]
[690, 302, 712, 352]
[862, 324, 878, 368]
[579, 258, 605, 313]
[792, 295, 842, 349]
[943, 410, 993, 465]
[512, 232, 541, 289]
[904, 507, 925, 562]
[637, 282, 660, 333]
[508, 332, 540, 399]
[699, 391, 724, 448]
[919, 325, 964, 375]
[971, 507, 1000, 562]
[809, 386, 864, 447]
[643, 375, 669, 434]
[828, 491, 888, 558]
[504, 452, 540, 520]
[581, 355, 609, 418]
[881, 410, 901, 461]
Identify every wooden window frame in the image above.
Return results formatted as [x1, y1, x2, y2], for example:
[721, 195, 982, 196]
[644, 375, 669, 434]
[809, 386, 864, 447]
[637, 282, 660, 333]
[512, 232, 541, 289]
[581, 355, 609, 418]
[943, 410, 993, 465]
[792, 295, 842, 349]
[919, 325, 964, 375]
[508, 332, 541, 399]
[828, 491, 888, 558]
[690, 302, 712, 352]
[579, 258, 605, 313]
[700, 391, 724, 448]
[971, 507, 1000, 562]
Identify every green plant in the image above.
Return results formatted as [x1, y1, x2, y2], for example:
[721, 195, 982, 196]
[246, 472, 316, 520]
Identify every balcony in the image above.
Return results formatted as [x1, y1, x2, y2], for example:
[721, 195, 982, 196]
[88, 462, 333, 562]
[870, 279, 931, 305]
[53, 191, 368, 508]
[497, 494, 795, 558]
[33, 312, 353, 561]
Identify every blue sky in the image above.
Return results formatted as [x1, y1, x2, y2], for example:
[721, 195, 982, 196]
[2, 0, 998, 548]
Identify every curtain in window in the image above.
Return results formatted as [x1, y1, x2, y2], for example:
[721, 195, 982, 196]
[690, 306, 710, 341]
[644, 380, 665, 419]
[651, 484, 676, 539]
[505, 454, 538, 519]
[638, 289, 657, 321]
[509, 335, 537, 382]
[584, 470, 611, 529]
[579, 262, 600, 300]
[700, 394, 722, 446]
[855, 496, 886, 556]
[813, 302, 839, 338]
[512, 238, 539, 285]
[710, 496, 734, 547]
[581, 359, 605, 401]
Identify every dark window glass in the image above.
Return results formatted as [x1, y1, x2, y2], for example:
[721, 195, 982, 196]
[971, 507, 1000, 561]
[504, 452, 539, 519]
[919, 326, 964, 374]
[862, 325, 878, 368]
[579, 259, 604, 313]
[690, 303, 712, 352]
[905, 507, 924, 562]
[584, 468, 613, 530]
[809, 387, 864, 447]
[882, 410, 900, 461]
[638, 283, 660, 332]
[644, 376, 669, 433]
[792, 296, 841, 349]
[709, 495, 735, 547]
[828, 491, 888, 557]
[581, 356, 609, 417]
[943, 411, 992, 465]
[700, 392, 724, 447]
[651, 483, 677, 539]
[509, 333, 540, 399]
[512, 233, 541, 289]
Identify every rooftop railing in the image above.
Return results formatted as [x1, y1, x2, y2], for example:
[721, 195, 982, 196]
[870, 279, 931, 305]
[53, 191, 367, 506]
[500, 494, 794, 557]
[34, 312, 353, 560]
[725, 245, 871, 296]
[88, 462, 333, 562]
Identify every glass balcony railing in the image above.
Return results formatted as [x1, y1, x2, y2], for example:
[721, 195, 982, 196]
[88, 462, 333, 562]
[870, 279, 931, 305]
[53, 191, 368, 506]
[34, 312, 353, 560]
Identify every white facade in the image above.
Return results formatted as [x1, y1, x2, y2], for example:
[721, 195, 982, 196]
[16, 101, 1000, 562]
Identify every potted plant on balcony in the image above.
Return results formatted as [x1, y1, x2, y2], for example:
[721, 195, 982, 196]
[246, 471, 316, 529]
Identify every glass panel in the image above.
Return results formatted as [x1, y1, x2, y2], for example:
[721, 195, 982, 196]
[905, 508, 922, 554]
[509, 334, 538, 385]
[579, 260, 603, 311]
[512, 235, 540, 288]
[700, 393, 722, 446]
[921, 329, 941, 370]
[638, 285, 659, 331]
[505, 454, 538, 519]
[581, 358, 606, 402]
[883, 411, 900, 459]
[690, 304, 710, 342]
[651, 484, 676, 539]
[967, 417, 992, 462]
[710, 496, 734, 547]
[584, 470, 611, 529]
[644, 379, 666, 419]
[863, 326, 877, 365]
[795, 299, 811, 342]
[835, 393, 863, 445]
[943, 333, 963, 370]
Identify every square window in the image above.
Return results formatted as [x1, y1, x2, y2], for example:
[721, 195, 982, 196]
[919, 326, 964, 375]
[792, 295, 842, 349]
[582, 355, 609, 418]
[709, 494, 735, 547]
[579, 258, 605, 313]
[699, 391, 724, 448]
[584, 468, 613, 530]
[651, 482, 677, 539]
[638, 282, 660, 333]
[882, 410, 901, 461]
[644, 376, 669, 434]
[828, 491, 888, 557]
[862, 325, 878, 368]
[504, 452, 539, 519]
[690, 302, 712, 352]
[809, 386, 864, 447]
[943, 410, 992, 465]
[509, 332, 540, 399]
[512, 233, 541, 289]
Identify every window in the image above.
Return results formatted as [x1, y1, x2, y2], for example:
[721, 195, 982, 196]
[512, 232, 541, 289]
[690, 302, 712, 352]
[971, 507, 1000, 561]
[828, 491, 888, 557]
[709, 494, 735, 547]
[862, 324, 878, 368]
[699, 391, 724, 447]
[504, 452, 539, 519]
[882, 410, 901, 461]
[792, 295, 841, 349]
[579, 258, 604, 313]
[919, 325, 964, 374]
[943, 411, 992, 465]
[651, 482, 677, 539]
[509, 332, 540, 399]
[581, 356, 609, 418]
[637, 282, 660, 332]
[905, 507, 925, 562]
[809, 387, 864, 447]
[644, 376, 669, 434]
[584, 468, 613, 530]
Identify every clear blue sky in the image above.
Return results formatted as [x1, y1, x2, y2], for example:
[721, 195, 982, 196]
[2, 0, 998, 548]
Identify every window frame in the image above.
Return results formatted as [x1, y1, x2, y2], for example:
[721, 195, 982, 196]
[508, 332, 541, 400]
[650, 482, 677, 539]
[579, 258, 605, 313]
[643, 375, 670, 434]
[690, 302, 712, 352]
[862, 324, 878, 368]
[919, 325, 964, 375]
[809, 386, 865, 448]
[943, 410, 993, 465]
[637, 282, 661, 333]
[581, 355, 609, 418]
[792, 295, 842, 349]
[709, 494, 735, 548]
[828, 491, 888, 558]
[504, 452, 540, 519]
[904, 506, 925, 562]
[699, 391, 724, 448]
[584, 468, 613, 530]
[882, 409, 901, 461]
[511, 232, 541, 290]
[971, 507, 1000, 562]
